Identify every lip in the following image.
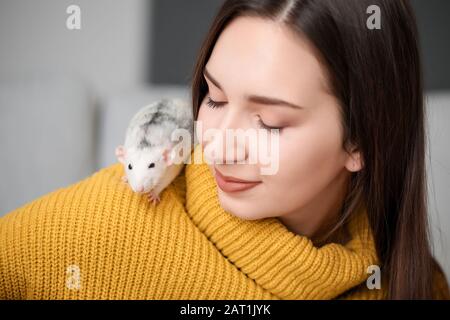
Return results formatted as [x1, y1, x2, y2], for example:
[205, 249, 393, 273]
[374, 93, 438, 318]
[214, 167, 261, 193]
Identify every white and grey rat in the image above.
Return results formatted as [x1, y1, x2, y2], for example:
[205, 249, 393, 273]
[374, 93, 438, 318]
[115, 98, 194, 205]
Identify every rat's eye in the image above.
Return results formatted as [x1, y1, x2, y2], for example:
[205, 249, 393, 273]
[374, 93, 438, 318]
[128, 164, 133, 170]
[148, 163, 155, 169]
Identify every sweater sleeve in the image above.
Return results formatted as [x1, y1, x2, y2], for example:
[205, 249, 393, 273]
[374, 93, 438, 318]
[0, 207, 27, 299]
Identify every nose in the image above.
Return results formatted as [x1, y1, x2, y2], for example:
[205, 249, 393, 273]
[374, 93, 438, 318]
[137, 185, 144, 193]
[207, 137, 247, 164]
[208, 110, 249, 165]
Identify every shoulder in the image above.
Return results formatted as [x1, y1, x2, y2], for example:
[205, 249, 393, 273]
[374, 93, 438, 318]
[1, 162, 186, 227]
[1, 163, 135, 231]
[433, 263, 450, 300]
[0, 162, 188, 298]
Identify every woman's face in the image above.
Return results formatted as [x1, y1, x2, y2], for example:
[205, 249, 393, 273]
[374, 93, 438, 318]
[196, 16, 362, 237]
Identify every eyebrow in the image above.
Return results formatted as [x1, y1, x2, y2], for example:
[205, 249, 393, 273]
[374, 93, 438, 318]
[203, 67, 304, 110]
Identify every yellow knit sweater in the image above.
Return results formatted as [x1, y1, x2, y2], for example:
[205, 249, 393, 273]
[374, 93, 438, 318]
[0, 146, 448, 299]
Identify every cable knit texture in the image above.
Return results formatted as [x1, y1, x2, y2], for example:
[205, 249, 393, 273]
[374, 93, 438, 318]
[1, 145, 448, 299]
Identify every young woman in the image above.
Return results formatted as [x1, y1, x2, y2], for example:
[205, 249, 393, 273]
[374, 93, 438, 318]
[1, 0, 448, 300]
[190, 0, 450, 299]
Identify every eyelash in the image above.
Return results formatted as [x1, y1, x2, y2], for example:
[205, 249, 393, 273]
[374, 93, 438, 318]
[205, 96, 283, 132]
[205, 96, 224, 109]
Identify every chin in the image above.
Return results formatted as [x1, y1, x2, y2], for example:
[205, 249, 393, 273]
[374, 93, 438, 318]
[217, 192, 269, 220]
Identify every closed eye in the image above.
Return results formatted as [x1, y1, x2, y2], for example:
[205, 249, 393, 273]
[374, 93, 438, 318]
[206, 96, 225, 109]
[206, 96, 283, 133]
[257, 116, 283, 132]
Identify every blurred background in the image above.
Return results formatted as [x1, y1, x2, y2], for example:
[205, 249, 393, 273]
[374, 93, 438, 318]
[0, 0, 449, 280]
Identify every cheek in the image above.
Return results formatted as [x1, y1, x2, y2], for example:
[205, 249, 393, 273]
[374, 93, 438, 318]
[264, 115, 346, 205]
[197, 101, 220, 124]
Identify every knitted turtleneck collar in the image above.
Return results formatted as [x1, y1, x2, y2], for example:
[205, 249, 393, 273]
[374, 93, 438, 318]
[183, 145, 379, 299]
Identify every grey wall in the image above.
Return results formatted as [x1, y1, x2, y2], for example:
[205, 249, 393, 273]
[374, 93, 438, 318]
[150, 0, 223, 85]
[412, 0, 450, 91]
[0, 0, 152, 99]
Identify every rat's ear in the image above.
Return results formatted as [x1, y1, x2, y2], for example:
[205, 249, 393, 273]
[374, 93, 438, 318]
[162, 147, 173, 166]
[115, 145, 126, 164]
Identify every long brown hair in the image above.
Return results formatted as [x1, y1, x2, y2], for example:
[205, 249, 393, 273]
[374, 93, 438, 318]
[189, 0, 448, 299]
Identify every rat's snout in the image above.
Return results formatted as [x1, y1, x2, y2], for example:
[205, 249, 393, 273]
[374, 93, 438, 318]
[133, 184, 145, 193]
[135, 183, 152, 193]
[129, 181, 145, 193]
[130, 176, 153, 193]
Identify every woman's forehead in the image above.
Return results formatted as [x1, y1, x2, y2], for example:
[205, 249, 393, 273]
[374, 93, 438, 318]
[206, 16, 332, 102]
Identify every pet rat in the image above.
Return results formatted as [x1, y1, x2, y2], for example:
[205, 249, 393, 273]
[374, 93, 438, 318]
[115, 98, 194, 205]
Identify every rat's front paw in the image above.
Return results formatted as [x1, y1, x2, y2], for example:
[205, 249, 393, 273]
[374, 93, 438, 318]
[147, 190, 161, 205]
[121, 175, 128, 184]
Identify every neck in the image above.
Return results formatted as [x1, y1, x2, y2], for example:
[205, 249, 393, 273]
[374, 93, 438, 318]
[277, 170, 351, 246]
